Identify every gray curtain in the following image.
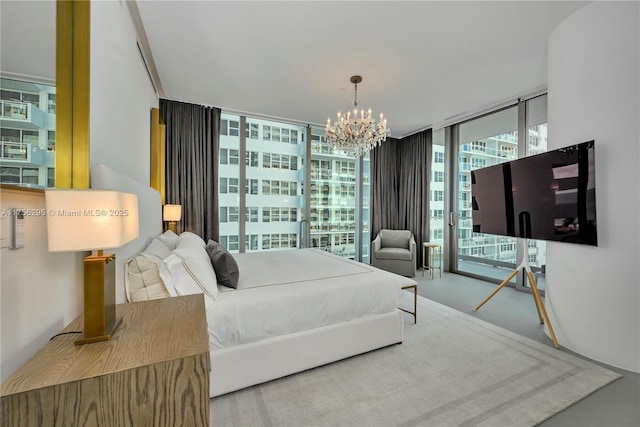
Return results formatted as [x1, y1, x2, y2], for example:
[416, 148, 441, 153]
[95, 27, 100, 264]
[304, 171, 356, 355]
[371, 137, 401, 234]
[371, 129, 432, 268]
[160, 99, 220, 241]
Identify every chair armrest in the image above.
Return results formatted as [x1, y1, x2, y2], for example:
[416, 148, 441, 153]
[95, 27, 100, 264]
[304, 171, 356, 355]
[371, 234, 382, 262]
[409, 234, 416, 259]
[373, 234, 382, 251]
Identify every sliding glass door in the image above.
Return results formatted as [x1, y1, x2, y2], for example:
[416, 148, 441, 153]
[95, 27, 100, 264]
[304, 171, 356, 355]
[448, 95, 548, 291]
[453, 106, 519, 282]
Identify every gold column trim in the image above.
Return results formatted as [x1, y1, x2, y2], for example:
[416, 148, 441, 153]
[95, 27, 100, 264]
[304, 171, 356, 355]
[150, 108, 166, 203]
[56, 0, 90, 189]
[55, 1, 73, 189]
[72, 0, 90, 188]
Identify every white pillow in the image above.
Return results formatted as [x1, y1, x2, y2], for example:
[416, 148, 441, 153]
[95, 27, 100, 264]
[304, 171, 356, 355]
[157, 258, 177, 297]
[164, 244, 218, 301]
[126, 255, 170, 302]
[146, 238, 177, 295]
[179, 231, 206, 248]
[158, 230, 180, 250]
[143, 237, 172, 261]
[124, 238, 173, 301]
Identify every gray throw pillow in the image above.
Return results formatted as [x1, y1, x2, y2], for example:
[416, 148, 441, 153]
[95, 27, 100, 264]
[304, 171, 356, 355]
[206, 240, 239, 288]
[206, 239, 221, 255]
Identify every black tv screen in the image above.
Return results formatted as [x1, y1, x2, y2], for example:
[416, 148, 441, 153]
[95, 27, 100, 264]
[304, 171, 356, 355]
[471, 140, 597, 246]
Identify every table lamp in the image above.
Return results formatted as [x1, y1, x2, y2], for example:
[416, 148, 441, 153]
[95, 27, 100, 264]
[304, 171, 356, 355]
[163, 204, 182, 232]
[45, 189, 139, 345]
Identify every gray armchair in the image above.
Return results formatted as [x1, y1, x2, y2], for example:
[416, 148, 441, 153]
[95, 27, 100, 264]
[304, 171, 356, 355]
[371, 229, 416, 277]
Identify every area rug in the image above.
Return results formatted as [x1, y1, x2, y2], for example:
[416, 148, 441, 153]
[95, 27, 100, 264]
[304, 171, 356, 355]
[211, 295, 621, 426]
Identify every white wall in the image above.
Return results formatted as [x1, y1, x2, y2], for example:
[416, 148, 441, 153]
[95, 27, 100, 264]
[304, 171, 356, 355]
[0, 189, 84, 380]
[90, 1, 159, 185]
[1, 3, 159, 380]
[546, 1, 640, 372]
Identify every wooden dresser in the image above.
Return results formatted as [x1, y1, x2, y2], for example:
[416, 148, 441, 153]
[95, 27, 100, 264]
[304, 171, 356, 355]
[1, 295, 210, 427]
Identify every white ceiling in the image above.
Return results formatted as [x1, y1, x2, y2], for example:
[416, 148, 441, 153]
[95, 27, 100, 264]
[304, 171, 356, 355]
[136, 1, 587, 137]
[0, 1, 588, 138]
[0, 1, 56, 85]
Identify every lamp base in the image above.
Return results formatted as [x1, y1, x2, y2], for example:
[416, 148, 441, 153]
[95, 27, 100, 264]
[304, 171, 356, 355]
[75, 316, 124, 345]
[75, 252, 118, 346]
[75, 334, 111, 345]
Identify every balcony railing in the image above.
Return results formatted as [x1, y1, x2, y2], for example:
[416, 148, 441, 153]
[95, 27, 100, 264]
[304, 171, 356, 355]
[310, 222, 356, 233]
[459, 237, 497, 247]
[460, 142, 518, 160]
[0, 100, 47, 129]
[0, 141, 46, 166]
[1, 141, 29, 160]
[1, 100, 28, 120]
[311, 172, 357, 183]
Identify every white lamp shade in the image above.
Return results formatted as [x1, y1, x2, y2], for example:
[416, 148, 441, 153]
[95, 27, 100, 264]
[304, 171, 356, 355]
[45, 189, 139, 252]
[163, 204, 182, 222]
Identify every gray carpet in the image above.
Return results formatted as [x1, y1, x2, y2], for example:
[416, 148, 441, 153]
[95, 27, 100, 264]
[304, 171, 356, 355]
[211, 295, 621, 426]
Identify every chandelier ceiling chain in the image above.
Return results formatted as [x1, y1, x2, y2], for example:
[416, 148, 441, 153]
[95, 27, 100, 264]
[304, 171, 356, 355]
[325, 75, 390, 157]
[352, 75, 359, 108]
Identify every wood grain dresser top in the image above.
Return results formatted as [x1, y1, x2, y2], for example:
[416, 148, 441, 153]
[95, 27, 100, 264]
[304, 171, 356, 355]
[1, 294, 209, 396]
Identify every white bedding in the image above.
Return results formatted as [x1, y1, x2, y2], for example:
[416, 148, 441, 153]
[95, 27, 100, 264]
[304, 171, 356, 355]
[207, 248, 415, 350]
[89, 164, 408, 396]
[226, 249, 376, 289]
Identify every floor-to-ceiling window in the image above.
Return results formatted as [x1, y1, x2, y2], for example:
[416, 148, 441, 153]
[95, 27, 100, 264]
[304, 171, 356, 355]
[446, 94, 548, 290]
[218, 117, 369, 261]
[247, 118, 305, 253]
[219, 114, 305, 254]
[361, 153, 371, 264]
[430, 128, 446, 248]
[454, 106, 520, 282]
[309, 127, 370, 261]
[218, 113, 242, 252]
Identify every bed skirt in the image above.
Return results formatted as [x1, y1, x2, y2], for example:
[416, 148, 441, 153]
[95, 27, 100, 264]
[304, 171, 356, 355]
[210, 309, 404, 397]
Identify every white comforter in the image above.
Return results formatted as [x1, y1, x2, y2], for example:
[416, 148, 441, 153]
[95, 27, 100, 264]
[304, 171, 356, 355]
[207, 249, 415, 350]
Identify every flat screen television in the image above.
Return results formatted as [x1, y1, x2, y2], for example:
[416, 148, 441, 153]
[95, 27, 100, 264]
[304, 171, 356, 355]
[471, 140, 597, 246]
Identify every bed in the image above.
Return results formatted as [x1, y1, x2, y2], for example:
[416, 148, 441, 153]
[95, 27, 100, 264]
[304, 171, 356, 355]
[90, 164, 415, 397]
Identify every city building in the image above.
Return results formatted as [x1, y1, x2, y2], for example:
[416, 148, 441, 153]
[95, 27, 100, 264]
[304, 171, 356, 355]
[0, 78, 55, 188]
[219, 114, 371, 263]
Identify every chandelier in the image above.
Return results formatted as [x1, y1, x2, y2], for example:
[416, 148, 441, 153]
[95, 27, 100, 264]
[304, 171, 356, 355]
[325, 75, 390, 157]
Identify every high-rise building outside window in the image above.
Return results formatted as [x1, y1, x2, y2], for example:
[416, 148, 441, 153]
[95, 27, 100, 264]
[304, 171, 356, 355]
[219, 113, 241, 251]
[456, 106, 519, 281]
[309, 128, 370, 260]
[217, 115, 370, 263]
[219, 114, 304, 253]
[1, 78, 56, 188]
[449, 95, 548, 290]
